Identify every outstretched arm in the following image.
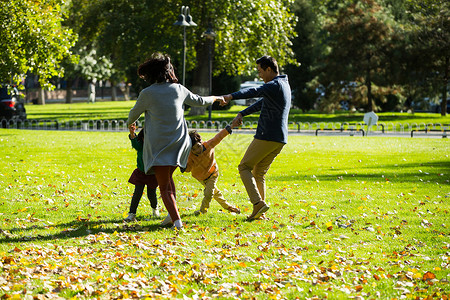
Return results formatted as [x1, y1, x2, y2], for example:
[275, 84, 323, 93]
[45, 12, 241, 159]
[206, 127, 233, 149]
[185, 93, 226, 107]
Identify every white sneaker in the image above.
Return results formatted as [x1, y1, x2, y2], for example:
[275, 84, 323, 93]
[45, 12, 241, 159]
[152, 208, 160, 218]
[172, 219, 183, 231]
[160, 214, 173, 226]
[171, 225, 184, 231]
[124, 213, 136, 222]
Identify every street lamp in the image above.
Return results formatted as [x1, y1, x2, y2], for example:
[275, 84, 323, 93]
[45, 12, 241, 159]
[203, 25, 216, 122]
[174, 6, 196, 86]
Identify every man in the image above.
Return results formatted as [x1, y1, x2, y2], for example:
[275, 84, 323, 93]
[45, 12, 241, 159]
[220, 55, 291, 221]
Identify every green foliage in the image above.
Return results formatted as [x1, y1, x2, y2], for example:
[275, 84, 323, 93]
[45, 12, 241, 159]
[323, 0, 400, 112]
[0, 130, 449, 298]
[81, 0, 180, 84]
[5, 0, 446, 114]
[285, 0, 448, 114]
[403, 0, 449, 116]
[0, 0, 77, 89]
[61, 0, 117, 92]
[66, 0, 298, 92]
[285, 0, 323, 112]
[212, 0, 298, 76]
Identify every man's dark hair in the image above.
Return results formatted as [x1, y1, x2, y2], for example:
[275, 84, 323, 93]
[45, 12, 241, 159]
[256, 55, 279, 74]
[189, 130, 202, 144]
[137, 52, 178, 84]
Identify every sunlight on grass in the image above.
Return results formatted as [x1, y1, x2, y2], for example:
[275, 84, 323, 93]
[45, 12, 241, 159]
[0, 129, 449, 299]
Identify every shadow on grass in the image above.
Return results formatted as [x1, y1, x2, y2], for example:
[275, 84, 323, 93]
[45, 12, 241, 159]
[0, 212, 247, 244]
[0, 217, 168, 244]
[272, 160, 450, 184]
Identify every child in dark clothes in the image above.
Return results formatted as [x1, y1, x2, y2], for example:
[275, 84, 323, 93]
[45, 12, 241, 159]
[125, 123, 160, 222]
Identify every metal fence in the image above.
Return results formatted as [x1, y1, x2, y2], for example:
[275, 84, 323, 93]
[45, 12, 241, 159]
[1, 118, 448, 138]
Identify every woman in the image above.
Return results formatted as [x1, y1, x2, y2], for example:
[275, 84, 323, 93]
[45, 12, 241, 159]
[127, 52, 223, 230]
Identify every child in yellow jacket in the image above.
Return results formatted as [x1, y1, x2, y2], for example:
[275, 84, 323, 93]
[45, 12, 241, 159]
[185, 125, 240, 215]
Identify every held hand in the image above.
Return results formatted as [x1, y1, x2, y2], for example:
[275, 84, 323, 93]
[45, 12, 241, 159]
[231, 113, 243, 128]
[231, 118, 241, 128]
[219, 94, 232, 107]
[214, 96, 226, 106]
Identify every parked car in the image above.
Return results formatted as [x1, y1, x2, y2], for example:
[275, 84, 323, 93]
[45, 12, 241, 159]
[434, 99, 450, 114]
[0, 86, 27, 120]
[410, 97, 450, 113]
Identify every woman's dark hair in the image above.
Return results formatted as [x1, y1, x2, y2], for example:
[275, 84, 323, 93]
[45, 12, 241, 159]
[189, 130, 202, 144]
[137, 52, 178, 84]
[137, 128, 144, 143]
[256, 55, 279, 74]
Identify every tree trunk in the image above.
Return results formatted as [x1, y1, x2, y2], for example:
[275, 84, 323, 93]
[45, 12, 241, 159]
[366, 57, 374, 112]
[441, 56, 448, 116]
[189, 39, 211, 116]
[38, 87, 45, 105]
[111, 81, 117, 101]
[119, 83, 130, 101]
[65, 78, 73, 104]
[366, 81, 374, 112]
[125, 84, 130, 101]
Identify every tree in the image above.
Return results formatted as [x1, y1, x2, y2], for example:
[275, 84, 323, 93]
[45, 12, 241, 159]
[322, 0, 400, 112]
[70, 0, 297, 114]
[63, 0, 184, 102]
[201, 0, 297, 76]
[73, 47, 113, 103]
[187, 0, 297, 115]
[0, 0, 76, 90]
[285, 0, 325, 112]
[405, 0, 449, 116]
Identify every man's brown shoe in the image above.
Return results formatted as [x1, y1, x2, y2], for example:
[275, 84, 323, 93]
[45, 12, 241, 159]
[247, 201, 269, 221]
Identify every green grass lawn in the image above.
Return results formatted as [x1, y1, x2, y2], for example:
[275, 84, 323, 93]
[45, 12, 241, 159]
[24, 100, 450, 127]
[1, 129, 449, 299]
